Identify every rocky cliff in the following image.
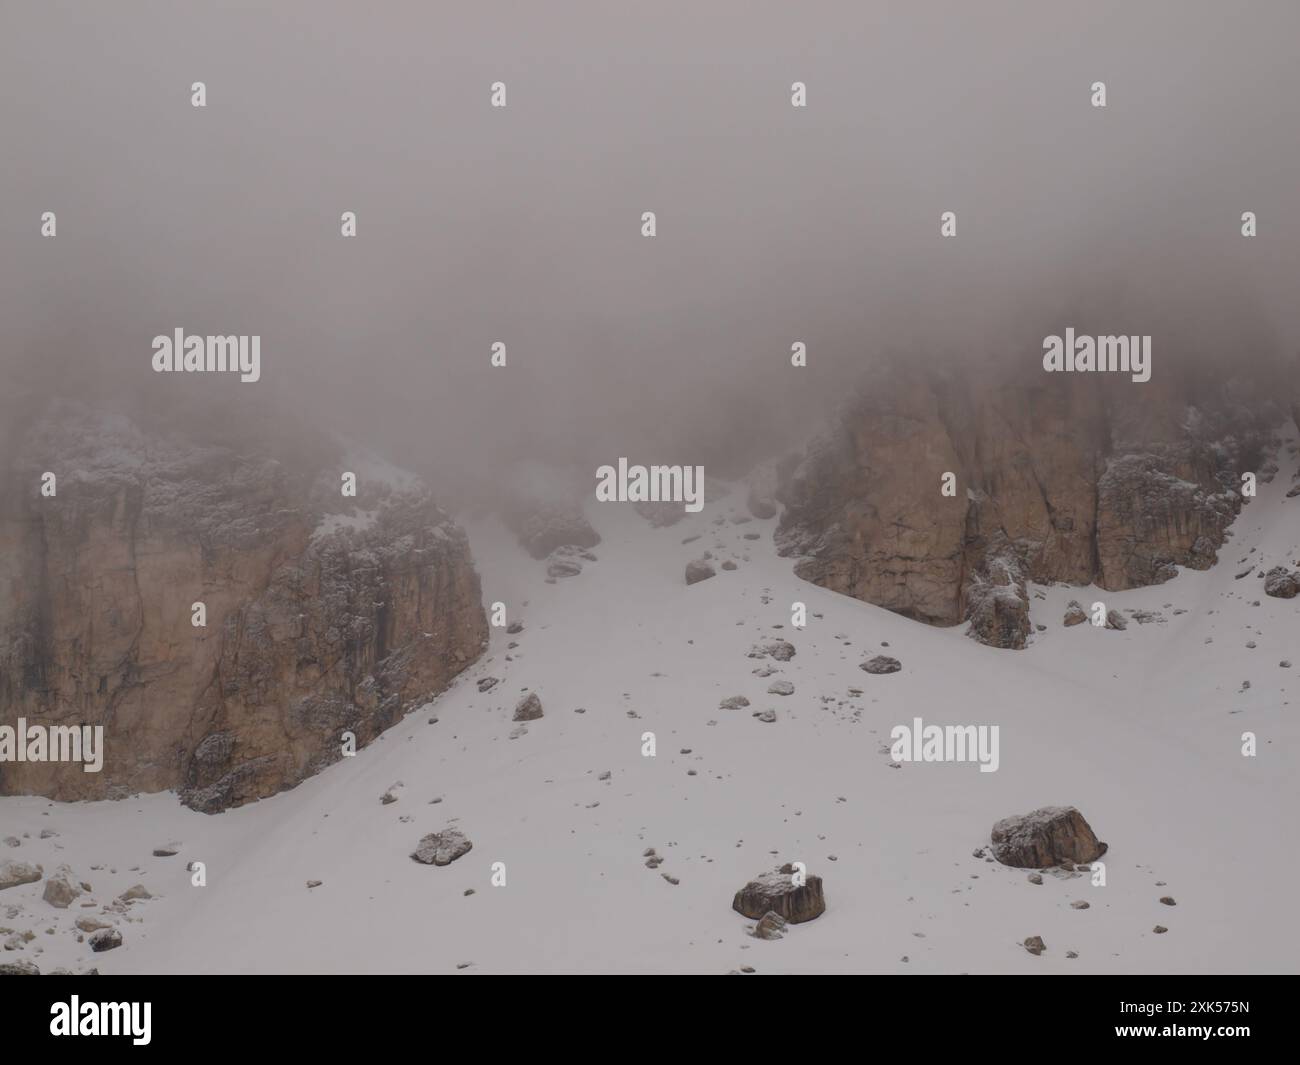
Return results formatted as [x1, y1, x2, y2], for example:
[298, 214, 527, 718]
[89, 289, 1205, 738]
[776, 357, 1295, 648]
[0, 400, 488, 810]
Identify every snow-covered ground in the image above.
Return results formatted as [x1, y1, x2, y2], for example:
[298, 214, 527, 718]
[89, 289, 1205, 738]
[3, 434, 1298, 974]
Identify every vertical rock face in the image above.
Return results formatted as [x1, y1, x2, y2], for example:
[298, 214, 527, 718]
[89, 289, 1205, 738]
[0, 401, 488, 810]
[776, 358, 1291, 647]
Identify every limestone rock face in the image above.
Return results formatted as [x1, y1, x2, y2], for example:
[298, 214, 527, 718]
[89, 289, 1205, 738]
[732, 866, 826, 924]
[777, 359, 1290, 647]
[990, 806, 1107, 868]
[0, 401, 488, 811]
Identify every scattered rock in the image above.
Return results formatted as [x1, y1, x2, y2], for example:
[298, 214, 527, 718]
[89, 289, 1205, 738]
[1070, 900, 1090, 910]
[719, 695, 750, 709]
[753, 911, 788, 940]
[88, 928, 123, 953]
[860, 655, 902, 675]
[477, 677, 499, 693]
[119, 885, 152, 902]
[513, 692, 544, 722]
[753, 709, 777, 723]
[0, 959, 39, 975]
[1153, 925, 1168, 934]
[411, 829, 473, 866]
[151, 843, 180, 857]
[546, 554, 583, 579]
[1063, 601, 1088, 626]
[1105, 609, 1127, 631]
[1023, 936, 1046, 956]
[685, 559, 717, 585]
[750, 640, 796, 662]
[767, 680, 795, 696]
[1159, 896, 1176, 906]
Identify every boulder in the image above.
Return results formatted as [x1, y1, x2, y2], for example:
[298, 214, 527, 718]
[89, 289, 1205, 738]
[513, 692, 544, 722]
[753, 911, 788, 940]
[0, 860, 42, 891]
[1264, 566, 1299, 599]
[1063, 600, 1088, 626]
[411, 829, 472, 866]
[546, 554, 583, 579]
[732, 866, 825, 924]
[41, 865, 84, 909]
[860, 655, 902, 675]
[88, 928, 123, 952]
[685, 559, 716, 585]
[989, 806, 1107, 868]
[750, 640, 796, 661]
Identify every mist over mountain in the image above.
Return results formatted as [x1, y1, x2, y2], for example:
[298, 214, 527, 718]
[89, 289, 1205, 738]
[3, 0, 1299, 504]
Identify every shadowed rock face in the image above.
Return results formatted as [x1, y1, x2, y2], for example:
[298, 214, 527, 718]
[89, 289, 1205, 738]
[990, 806, 1107, 868]
[0, 400, 488, 811]
[777, 359, 1292, 647]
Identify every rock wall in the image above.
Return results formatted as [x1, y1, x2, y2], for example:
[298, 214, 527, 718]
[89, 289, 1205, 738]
[776, 358, 1292, 648]
[0, 400, 488, 810]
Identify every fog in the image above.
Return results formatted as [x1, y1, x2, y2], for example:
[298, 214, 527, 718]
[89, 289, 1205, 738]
[3, 0, 1298, 501]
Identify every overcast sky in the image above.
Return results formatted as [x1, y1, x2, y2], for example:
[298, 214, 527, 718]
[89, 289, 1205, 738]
[3, 1, 1298, 496]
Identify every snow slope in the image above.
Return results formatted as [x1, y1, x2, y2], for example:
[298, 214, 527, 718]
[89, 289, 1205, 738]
[3, 433, 1298, 974]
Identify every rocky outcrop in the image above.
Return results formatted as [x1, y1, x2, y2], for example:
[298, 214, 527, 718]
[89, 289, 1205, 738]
[733, 865, 826, 924]
[776, 358, 1291, 647]
[0, 400, 488, 811]
[989, 806, 1107, 868]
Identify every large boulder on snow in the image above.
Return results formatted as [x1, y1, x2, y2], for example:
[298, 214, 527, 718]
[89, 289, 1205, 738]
[1264, 566, 1299, 599]
[989, 806, 1107, 868]
[732, 865, 826, 924]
